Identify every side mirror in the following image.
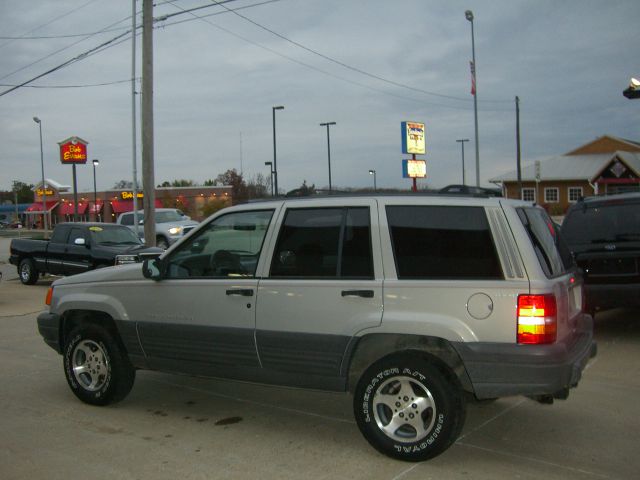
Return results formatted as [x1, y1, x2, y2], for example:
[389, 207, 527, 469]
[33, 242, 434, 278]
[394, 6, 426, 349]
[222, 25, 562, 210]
[74, 238, 87, 247]
[142, 258, 165, 281]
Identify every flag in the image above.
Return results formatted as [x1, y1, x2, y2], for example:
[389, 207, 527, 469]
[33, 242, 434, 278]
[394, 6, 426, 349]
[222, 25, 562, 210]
[470, 61, 476, 96]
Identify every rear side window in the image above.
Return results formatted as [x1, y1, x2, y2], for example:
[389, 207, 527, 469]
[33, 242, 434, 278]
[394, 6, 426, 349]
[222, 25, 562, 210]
[119, 214, 133, 226]
[50, 226, 69, 244]
[386, 206, 502, 279]
[517, 207, 570, 278]
[270, 207, 373, 279]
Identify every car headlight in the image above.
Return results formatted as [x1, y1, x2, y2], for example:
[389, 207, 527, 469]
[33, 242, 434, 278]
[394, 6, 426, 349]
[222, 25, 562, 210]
[168, 226, 183, 235]
[115, 254, 139, 265]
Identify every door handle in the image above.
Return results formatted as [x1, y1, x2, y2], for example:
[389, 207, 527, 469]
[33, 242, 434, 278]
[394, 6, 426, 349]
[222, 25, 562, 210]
[226, 289, 254, 297]
[341, 289, 374, 298]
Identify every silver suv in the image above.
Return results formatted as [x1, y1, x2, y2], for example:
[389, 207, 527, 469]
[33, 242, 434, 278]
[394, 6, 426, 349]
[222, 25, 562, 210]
[37, 195, 595, 461]
[117, 208, 198, 249]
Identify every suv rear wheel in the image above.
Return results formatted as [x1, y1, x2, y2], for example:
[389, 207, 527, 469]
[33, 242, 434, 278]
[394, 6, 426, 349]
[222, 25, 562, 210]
[63, 324, 135, 406]
[354, 354, 465, 461]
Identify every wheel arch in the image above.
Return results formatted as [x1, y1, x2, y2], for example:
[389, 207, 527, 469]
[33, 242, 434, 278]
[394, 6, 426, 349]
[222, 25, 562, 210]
[346, 334, 473, 394]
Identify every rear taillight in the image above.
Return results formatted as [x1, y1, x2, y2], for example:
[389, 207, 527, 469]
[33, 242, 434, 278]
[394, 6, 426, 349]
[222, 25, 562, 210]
[517, 294, 557, 344]
[45, 287, 53, 306]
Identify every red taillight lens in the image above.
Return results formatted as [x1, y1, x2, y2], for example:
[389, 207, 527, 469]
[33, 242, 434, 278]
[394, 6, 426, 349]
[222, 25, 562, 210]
[45, 287, 53, 306]
[517, 294, 557, 344]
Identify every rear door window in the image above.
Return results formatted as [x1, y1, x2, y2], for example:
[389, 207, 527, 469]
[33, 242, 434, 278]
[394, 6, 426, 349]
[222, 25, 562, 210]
[517, 207, 571, 277]
[270, 207, 373, 279]
[386, 205, 503, 279]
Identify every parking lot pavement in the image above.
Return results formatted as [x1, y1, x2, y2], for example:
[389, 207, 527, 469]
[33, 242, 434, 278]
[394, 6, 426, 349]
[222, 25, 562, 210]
[1, 275, 639, 479]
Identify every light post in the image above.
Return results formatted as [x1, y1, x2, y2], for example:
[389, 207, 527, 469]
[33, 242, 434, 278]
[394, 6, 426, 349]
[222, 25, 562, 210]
[92, 159, 100, 220]
[264, 161, 274, 197]
[272, 106, 284, 196]
[33, 116, 48, 232]
[368, 169, 377, 192]
[320, 122, 336, 192]
[456, 139, 469, 185]
[465, 10, 480, 187]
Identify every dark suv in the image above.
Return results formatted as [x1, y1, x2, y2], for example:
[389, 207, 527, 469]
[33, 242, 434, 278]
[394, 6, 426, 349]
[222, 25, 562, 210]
[562, 192, 640, 312]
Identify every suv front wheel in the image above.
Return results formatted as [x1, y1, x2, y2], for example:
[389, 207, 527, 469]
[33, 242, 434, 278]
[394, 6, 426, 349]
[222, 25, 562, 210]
[63, 324, 136, 406]
[354, 354, 466, 461]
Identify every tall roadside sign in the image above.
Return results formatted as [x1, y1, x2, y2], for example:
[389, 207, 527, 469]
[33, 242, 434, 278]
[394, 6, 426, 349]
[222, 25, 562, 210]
[401, 122, 426, 192]
[58, 136, 88, 221]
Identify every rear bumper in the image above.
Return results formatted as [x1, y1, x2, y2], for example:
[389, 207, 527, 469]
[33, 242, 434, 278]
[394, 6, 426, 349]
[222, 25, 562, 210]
[37, 311, 62, 354]
[452, 313, 596, 399]
[585, 283, 640, 311]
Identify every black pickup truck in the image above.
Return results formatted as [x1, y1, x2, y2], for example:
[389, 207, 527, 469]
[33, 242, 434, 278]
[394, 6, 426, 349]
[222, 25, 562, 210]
[10, 222, 162, 285]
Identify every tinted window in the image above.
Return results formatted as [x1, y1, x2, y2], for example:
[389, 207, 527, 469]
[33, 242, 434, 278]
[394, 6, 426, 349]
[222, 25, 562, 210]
[165, 210, 273, 278]
[270, 207, 373, 279]
[386, 206, 502, 279]
[50, 225, 70, 244]
[562, 201, 640, 245]
[119, 214, 133, 226]
[517, 207, 569, 277]
[89, 226, 141, 245]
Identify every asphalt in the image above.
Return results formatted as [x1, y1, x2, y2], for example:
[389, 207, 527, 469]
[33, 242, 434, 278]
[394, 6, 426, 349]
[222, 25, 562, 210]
[1, 233, 639, 479]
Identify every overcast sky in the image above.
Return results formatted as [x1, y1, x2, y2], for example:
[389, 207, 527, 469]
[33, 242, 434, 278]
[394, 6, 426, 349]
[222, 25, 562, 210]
[1, 0, 639, 195]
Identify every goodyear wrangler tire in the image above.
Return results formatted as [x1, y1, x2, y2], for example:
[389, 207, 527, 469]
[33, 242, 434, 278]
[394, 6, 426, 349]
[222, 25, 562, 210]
[354, 354, 466, 461]
[63, 325, 135, 406]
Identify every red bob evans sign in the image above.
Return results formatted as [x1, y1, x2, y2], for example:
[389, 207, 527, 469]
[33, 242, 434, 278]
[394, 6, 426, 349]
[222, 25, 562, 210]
[58, 136, 89, 164]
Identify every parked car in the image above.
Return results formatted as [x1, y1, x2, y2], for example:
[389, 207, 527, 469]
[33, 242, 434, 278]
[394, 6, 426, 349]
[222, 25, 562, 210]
[38, 195, 595, 461]
[10, 222, 162, 285]
[561, 192, 640, 313]
[438, 184, 502, 196]
[117, 208, 198, 249]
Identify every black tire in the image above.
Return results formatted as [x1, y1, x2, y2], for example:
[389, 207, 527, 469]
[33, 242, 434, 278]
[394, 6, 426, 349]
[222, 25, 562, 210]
[18, 258, 38, 285]
[156, 236, 169, 250]
[354, 354, 466, 462]
[63, 324, 135, 406]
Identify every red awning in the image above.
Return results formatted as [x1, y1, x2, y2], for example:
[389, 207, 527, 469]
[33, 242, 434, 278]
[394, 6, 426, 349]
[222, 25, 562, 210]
[59, 202, 88, 215]
[25, 201, 59, 212]
[110, 199, 163, 214]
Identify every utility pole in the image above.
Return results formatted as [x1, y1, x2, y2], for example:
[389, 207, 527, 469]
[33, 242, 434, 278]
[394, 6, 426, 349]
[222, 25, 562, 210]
[132, 0, 140, 236]
[516, 96, 522, 197]
[142, 0, 156, 246]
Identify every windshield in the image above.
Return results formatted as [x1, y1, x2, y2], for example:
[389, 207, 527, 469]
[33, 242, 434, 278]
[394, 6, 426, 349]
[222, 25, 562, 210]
[89, 226, 142, 245]
[156, 211, 184, 223]
[562, 202, 640, 245]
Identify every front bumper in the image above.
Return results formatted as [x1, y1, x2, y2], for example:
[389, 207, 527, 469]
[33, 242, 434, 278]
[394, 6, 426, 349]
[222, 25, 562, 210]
[37, 311, 62, 354]
[452, 313, 596, 399]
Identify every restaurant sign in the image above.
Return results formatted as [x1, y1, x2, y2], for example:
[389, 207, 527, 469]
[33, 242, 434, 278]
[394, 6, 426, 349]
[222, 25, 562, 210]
[58, 136, 89, 164]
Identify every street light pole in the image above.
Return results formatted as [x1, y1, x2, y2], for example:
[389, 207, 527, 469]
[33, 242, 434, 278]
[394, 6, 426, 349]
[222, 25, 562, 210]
[368, 169, 377, 192]
[466, 10, 480, 187]
[320, 122, 336, 192]
[272, 106, 284, 196]
[33, 116, 48, 232]
[456, 139, 469, 185]
[264, 161, 274, 197]
[92, 159, 99, 220]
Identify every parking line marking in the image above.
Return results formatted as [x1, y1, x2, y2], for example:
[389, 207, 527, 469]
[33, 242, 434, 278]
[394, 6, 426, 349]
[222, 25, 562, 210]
[390, 463, 418, 480]
[456, 398, 526, 441]
[456, 442, 611, 479]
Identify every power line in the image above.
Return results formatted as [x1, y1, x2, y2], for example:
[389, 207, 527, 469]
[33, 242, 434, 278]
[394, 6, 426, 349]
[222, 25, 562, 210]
[0, 78, 134, 89]
[210, 0, 511, 104]
[0, 0, 101, 50]
[0, 30, 131, 98]
[163, 1, 510, 111]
